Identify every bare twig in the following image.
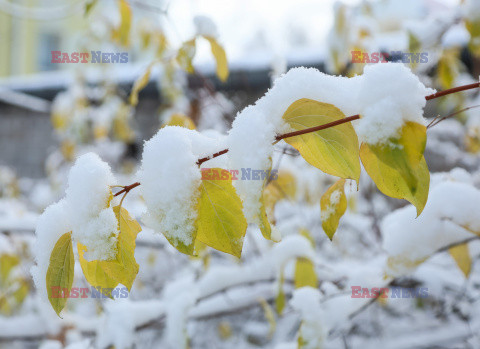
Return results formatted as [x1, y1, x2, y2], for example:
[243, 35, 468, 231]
[427, 104, 480, 129]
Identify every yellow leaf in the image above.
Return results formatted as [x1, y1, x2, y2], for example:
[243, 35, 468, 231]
[204, 36, 229, 82]
[320, 179, 347, 240]
[155, 32, 168, 57]
[196, 168, 248, 258]
[275, 272, 286, 315]
[360, 122, 430, 215]
[217, 321, 232, 340]
[282, 99, 360, 181]
[61, 140, 75, 161]
[46, 232, 74, 316]
[13, 279, 29, 305]
[299, 228, 315, 247]
[259, 298, 276, 338]
[275, 171, 297, 198]
[129, 62, 155, 106]
[113, 105, 135, 142]
[258, 169, 273, 240]
[466, 132, 480, 153]
[437, 49, 460, 89]
[258, 194, 272, 240]
[0, 254, 19, 284]
[294, 258, 318, 289]
[176, 39, 196, 74]
[162, 113, 196, 130]
[78, 206, 141, 292]
[449, 243, 471, 278]
[85, 0, 98, 16]
[263, 170, 297, 226]
[94, 126, 108, 139]
[116, 0, 131, 46]
[51, 112, 68, 130]
[466, 19, 480, 38]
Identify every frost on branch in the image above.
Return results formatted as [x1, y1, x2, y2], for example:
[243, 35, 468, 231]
[65, 153, 118, 261]
[382, 169, 480, 277]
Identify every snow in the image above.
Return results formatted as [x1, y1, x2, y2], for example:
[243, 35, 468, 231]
[225, 63, 432, 220]
[65, 153, 118, 261]
[194, 15, 219, 38]
[31, 200, 72, 302]
[463, 0, 480, 22]
[253, 63, 432, 145]
[95, 299, 164, 349]
[270, 235, 315, 271]
[442, 23, 471, 48]
[382, 170, 480, 277]
[163, 277, 199, 348]
[227, 106, 277, 222]
[290, 287, 326, 349]
[354, 64, 434, 144]
[39, 340, 62, 349]
[320, 189, 341, 221]
[138, 127, 222, 247]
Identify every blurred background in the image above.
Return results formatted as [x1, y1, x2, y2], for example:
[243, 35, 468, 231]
[1, 0, 480, 348]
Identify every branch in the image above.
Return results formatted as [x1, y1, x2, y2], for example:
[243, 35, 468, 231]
[113, 82, 480, 197]
[425, 82, 480, 101]
[114, 115, 360, 196]
[195, 114, 360, 166]
[427, 104, 480, 129]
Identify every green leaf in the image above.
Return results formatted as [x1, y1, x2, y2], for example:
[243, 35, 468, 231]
[46, 232, 74, 316]
[78, 206, 141, 292]
[320, 179, 347, 240]
[176, 39, 197, 74]
[282, 99, 360, 181]
[294, 258, 318, 288]
[449, 243, 471, 278]
[196, 168, 248, 258]
[203, 36, 229, 82]
[360, 122, 430, 215]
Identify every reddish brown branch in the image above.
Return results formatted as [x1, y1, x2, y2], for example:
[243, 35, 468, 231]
[115, 82, 480, 197]
[114, 182, 141, 197]
[196, 115, 360, 166]
[425, 82, 480, 101]
[275, 114, 360, 141]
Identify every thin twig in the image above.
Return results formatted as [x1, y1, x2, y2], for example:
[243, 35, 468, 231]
[427, 104, 480, 129]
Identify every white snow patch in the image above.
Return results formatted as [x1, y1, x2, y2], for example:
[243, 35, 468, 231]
[65, 153, 118, 261]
